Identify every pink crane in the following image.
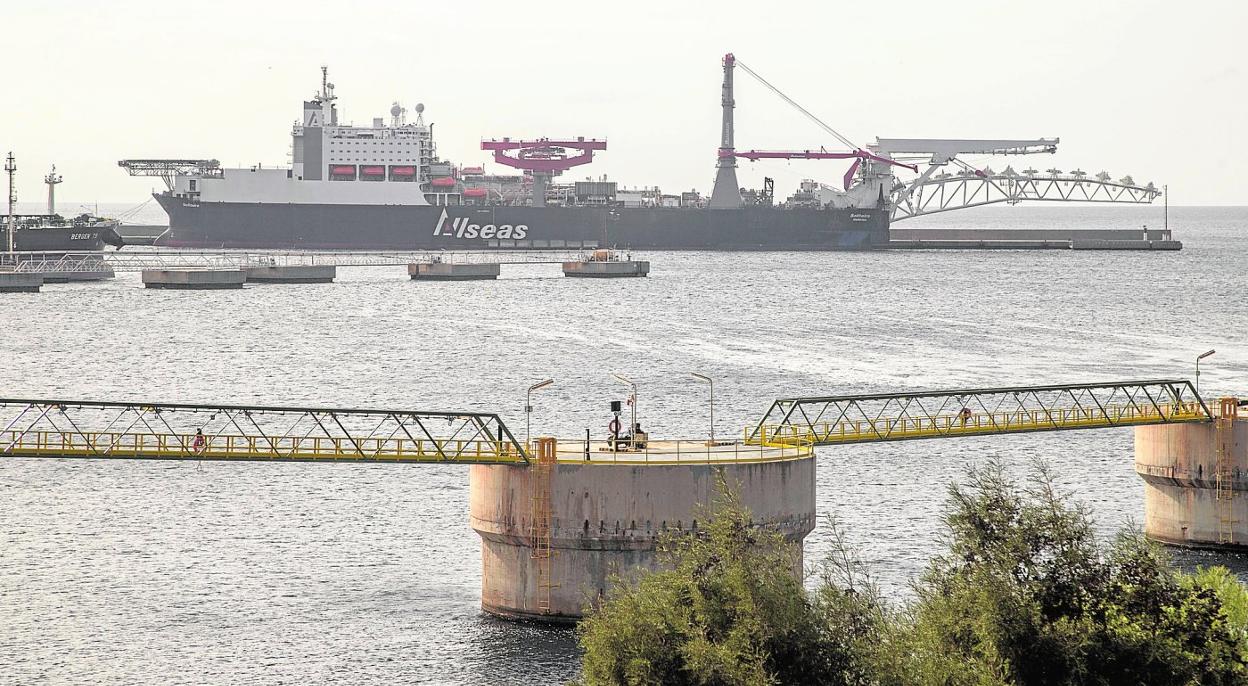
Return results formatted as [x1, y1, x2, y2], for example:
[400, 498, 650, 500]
[712, 54, 916, 200]
[481, 138, 607, 206]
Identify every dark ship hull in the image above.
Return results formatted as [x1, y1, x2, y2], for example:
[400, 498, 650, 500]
[0, 223, 121, 253]
[155, 195, 889, 250]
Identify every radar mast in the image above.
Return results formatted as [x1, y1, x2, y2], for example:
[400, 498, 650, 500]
[44, 165, 62, 215]
[317, 66, 338, 126]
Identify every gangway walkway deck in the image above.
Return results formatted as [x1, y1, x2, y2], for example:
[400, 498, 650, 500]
[0, 397, 809, 466]
[2, 380, 1211, 466]
[0, 398, 529, 464]
[747, 380, 1211, 446]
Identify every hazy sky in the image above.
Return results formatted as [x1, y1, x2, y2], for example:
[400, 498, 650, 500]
[4, 0, 1245, 205]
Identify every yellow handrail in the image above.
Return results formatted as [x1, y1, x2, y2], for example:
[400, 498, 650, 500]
[747, 401, 1209, 446]
[1, 430, 520, 463]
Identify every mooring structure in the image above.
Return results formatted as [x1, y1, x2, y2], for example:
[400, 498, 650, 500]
[2, 378, 1243, 622]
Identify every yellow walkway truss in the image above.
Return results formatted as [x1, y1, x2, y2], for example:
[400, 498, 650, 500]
[0, 398, 528, 464]
[748, 380, 1212, 447]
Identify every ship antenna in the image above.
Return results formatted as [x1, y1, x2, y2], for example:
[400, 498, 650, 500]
[4, 152, 15, 255]
[321, 65, 329, 101]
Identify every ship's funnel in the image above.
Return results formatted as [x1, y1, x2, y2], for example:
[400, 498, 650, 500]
[709, 53, 742, 210]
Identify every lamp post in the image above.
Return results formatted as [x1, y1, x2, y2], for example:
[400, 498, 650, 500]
[611, 373, 637, 444]
[526, 379, 554, 449]
[1196, 350, 1216, 398]
[690, 372, 714, 444]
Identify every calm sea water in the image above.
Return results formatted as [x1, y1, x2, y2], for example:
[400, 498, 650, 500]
[2, 205, 1246, 684]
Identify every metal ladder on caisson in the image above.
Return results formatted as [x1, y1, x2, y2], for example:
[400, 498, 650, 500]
[529, 438, 559, 615]
[1216, 398, 1240, 544]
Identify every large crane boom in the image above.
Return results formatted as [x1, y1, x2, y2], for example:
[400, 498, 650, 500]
[872, 138, 1059, 164]
[709, 54, 919, 200]
[730, 149, 918, 192]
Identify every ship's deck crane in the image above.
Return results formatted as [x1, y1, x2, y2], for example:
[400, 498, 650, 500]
[119, 159, 222, 191]
[480, 138, 607, 207]
[711, 53, 1162, 216]
[710, 54, 916, 206]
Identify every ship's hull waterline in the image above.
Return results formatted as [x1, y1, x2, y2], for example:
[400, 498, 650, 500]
[155, 195, 890, 251]
[1, 225, 116, 252]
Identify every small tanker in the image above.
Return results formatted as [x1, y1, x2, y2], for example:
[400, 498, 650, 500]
[2, 156, 123, 253]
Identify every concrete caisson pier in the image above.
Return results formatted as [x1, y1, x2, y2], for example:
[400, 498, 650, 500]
[0, 272, 43, 292]
[1071, 239, 1182, 251]
[469, 440, 815, 623]
[561, 259, 650, 278]
[1136, 398, 1248, 548]
[142, 269, 246, 290]
[408, 262, 500, 281]
[244, 265, 336, 283]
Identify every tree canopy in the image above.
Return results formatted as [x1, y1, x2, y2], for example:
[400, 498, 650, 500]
[577, 463, 1248, 686]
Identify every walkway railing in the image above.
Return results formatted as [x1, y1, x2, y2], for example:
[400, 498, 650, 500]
[553, 438, 813, 465]
[3, 430, 521, 464]
[748, 380, 1211, 447]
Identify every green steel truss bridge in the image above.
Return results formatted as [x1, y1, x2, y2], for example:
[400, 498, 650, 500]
[0, 380, 1216, 467]
[746, 380, 1211, 447]
[0, 398, 528, 465]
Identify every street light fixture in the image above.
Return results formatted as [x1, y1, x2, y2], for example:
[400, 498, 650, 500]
[611, 373, 637, 445]
[690, 372, 714, 445]
[526, 379, 554, 449]
[1196, 350, 1216, 398]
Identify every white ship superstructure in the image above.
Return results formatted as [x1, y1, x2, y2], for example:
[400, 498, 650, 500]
[167, 67, 437, 207]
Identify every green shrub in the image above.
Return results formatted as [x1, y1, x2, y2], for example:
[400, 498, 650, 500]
[875, 460, 1248, 686]
[577, 484, 881, 685]
[577, 463, 1248, 686]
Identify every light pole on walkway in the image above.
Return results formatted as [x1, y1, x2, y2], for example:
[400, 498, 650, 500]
[690, 372, 714, 445]
[1196, 350, 1216, 399]
[526, 379, 554, 449]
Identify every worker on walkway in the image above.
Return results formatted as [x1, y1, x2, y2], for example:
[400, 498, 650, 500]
[958, 407, 973, 427]
[192, 428, 206, 454]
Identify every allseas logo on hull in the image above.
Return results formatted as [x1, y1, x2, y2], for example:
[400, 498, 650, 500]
[433, 209, 528, 240]
[849, 213, 872, 222]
